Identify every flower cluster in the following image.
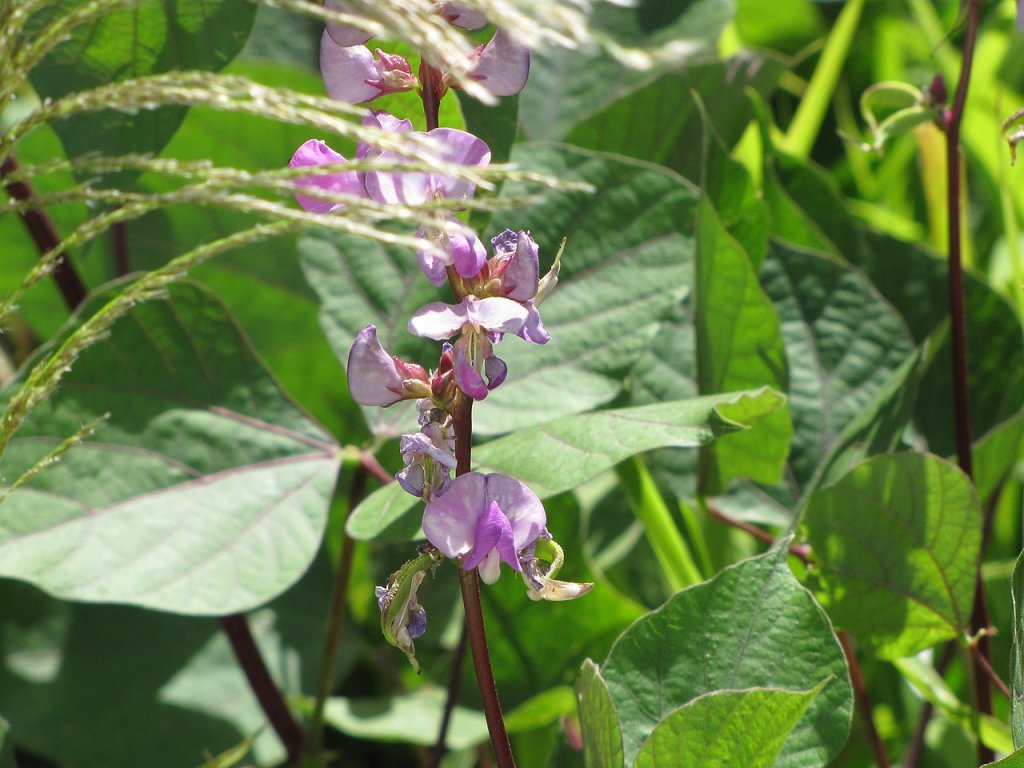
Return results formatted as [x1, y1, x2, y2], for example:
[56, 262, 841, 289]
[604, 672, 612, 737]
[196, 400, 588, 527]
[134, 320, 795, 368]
[321, 1, 529, 103]
[292, 0, 588, 669]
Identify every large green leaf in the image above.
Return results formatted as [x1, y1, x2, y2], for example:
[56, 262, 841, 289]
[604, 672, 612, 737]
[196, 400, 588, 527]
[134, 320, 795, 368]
[0, 282, 338, 614]
[577, 660, 624, 768]
[477, 145, 698, 434]
[0, 556, 348, 768]
[520, 0, 733, 141]
[803, 453, 980, 658]
[346, 388, 784, 541]
[760, 240, 914, 492]
[28, 0, 256, 160]
[985, 751, 1024, 768]
[1012, 549, 1024, 749]
[597, 547, 852, 767]
[695, 196, 790, 492]
[633, 686, 822, 768]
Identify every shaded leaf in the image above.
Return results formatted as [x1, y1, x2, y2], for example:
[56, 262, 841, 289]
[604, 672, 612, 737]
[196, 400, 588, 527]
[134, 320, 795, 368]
[803, 453, 980, 658]
[29, 0, 256, 161]
[0, 282, 338, 614]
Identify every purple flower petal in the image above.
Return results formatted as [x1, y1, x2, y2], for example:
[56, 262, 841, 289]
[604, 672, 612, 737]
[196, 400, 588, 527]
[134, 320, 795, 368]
[422, 472, 487, 557]
[401, 431, 457, 468]
[424, 128, 491, 200]
[484, 473, 546, 550]
[408, 301, 470, 340]
[484, 354, 507, 390]
[324, 0, 373, 46]
[463, 500, 514, 571]
[454, 342, 490, 400]
[518, 302, 550, 345]
[468, 29, 530, 97]
[464, 297, 529, 334]
[449, 225, 487, 278]
[441, 2, 487, 29]
[396, 463, 426, 497]
[415, 230, 450, 287]
[502, 231, 539, 301]
[288, 139, 364, 213]
[346, 325, 405, 406]
[320, 34, 382, 103]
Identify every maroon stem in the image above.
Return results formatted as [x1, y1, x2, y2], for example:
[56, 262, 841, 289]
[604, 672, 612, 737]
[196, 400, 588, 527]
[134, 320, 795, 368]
[220, 614, 305, 766]
[839, 633, 891, 768]
[451, 396, 516, 768]
[419, 61, 442, 132]
[939, 2, 990, 761]
[1, 154, 87, 310]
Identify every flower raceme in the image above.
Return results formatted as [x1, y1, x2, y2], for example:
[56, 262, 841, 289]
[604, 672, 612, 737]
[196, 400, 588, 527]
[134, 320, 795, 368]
[321, 0, 530, 103]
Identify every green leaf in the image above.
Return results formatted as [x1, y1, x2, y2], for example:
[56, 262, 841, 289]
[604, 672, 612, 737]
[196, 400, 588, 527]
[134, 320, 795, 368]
[564, 55, 784, 181]
[1013, 549, 1024, 749]
[520, 0, 733, 141]
[986, 749, 1024, 767]
[695, 196, 790, 492]
[0, 717, 16, 768]
[598, 547, 852, 767]
[760, 240, 915, 492]
[0, 557, 347, 768]
[28, 0, 257, 161]
[633, 685, 824, 768]
[0, 282, 338, 614]
[458, 92, 520, 165]
[577, 660, 624, 768]
[346, 388, 784, 541]
[803, 453, 980, 658]
[321, 688, 488, 750]
[504, 686, 577, 733]
[478, 145, 699, 433]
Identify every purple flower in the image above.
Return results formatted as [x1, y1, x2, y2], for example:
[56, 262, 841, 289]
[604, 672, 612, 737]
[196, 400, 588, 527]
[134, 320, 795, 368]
[347, 325, 431, 406]
[407, 296, 528, 399]
[422, 472, 547, 584]
[323, 0, 373, 46]
[396, 418, 457, 500]
[288, 139, 365, 213]
[416, 214, 487, 286]
[321, 32, 417, 103]
[465, 28, 530, 98]
[363, 119, 491, 206]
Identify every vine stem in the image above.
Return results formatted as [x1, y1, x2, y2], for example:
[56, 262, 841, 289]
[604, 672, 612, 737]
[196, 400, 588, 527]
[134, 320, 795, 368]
[938, 2, 991, 761]
[430, 624, 469, 768]
[452, 396, 516, 768]
[1, 153, 87, 309]
[839, 633, 891, 768]
[220, 614, 305, 767]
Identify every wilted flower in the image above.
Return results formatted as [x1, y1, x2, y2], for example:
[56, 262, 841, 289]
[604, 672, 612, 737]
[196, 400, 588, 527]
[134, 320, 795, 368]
[396, 415, 457, 500]
[422, 472, 547, 584]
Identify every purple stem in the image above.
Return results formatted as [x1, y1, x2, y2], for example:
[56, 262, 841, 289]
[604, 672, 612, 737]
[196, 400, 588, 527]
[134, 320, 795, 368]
[220, 614, 305, 766]
[1, 154, 87, 310]
[429, 623, 469, 768]
[839, 633, 891, 768]
[939, 2, 991, 761]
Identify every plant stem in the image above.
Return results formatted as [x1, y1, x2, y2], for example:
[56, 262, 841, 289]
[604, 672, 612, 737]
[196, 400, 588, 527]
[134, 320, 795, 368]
[839, 632, 890, 768]
[939, 2, 990, 761]
[220, 613, 305, 767]
[451, 396, 516, 768]
[1, 153, 87, 310]
[306, 461, 371, 756]
[902, 643, 957, 768]
[420, 62, 441, 132]
[430, 623, 469, 768]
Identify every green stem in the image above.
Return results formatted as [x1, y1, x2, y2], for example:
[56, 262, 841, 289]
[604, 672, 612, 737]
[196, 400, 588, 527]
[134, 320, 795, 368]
[616, 456, 702, 592]
[781, 0, 865, 160]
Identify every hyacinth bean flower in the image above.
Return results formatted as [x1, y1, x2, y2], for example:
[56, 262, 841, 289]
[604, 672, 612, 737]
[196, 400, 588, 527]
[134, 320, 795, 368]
[417, 214, 487, 286]
[347, 325, 431, 406]
[321, 32, 417, 103]
[487, 229, 551, 344]
[408, 296, 529, 399]
[422, 472, 547, 584]
[464, 28, 530, 98]
[288, 139, 365, 213]
[396, 420, 457, 500]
